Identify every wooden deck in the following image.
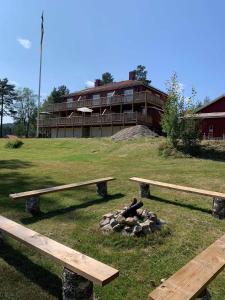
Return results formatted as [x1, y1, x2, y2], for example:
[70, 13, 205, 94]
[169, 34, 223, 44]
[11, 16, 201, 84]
[44, 91, 164, 113]
[39, 112, 153, 128]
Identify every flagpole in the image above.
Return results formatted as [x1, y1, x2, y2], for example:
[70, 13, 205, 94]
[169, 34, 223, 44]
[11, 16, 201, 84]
[36, 12, 44, 138]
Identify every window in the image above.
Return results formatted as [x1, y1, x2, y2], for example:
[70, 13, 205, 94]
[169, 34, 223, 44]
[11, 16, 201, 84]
[107, 91, 115, 105]
[92, 94, 100, 105]
[124, 89, 133, 103]
[209, 125, 214, 133]
[67, 98, 73, 109]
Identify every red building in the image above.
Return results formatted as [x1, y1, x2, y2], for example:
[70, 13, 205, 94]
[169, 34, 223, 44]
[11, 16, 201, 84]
[39, 71, 167, 138]
[195, 95, 225, 139]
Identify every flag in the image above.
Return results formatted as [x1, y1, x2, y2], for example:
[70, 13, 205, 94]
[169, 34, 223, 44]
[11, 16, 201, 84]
[41, 12, 44, 46]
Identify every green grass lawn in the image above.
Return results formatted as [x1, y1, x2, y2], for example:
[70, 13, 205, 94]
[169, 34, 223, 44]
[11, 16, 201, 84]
[1, 137, 225, 300]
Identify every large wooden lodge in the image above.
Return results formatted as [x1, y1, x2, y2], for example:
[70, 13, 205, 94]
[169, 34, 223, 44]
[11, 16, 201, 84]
[39, 71, 167, 138]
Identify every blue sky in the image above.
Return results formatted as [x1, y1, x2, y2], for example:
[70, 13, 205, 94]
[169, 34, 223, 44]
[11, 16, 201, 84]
[1, 0, 225, 123]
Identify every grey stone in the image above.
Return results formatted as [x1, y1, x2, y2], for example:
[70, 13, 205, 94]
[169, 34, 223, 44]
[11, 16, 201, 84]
[148, 213, 157, 224]
[112, 223, 122, 232]
[142, 209, 149, 218]
[116, 215, 126, 224]
[101, 224, 113, 233]
[96, 182, 107, 198]
[133, 225, 142, 235]
[62, 268, 93, 300]
[26, 196, 41, 216]
[99, 218, 110, 227]
[139, 183, 150, 198]
[125, 217, 137, 226]
[124, 226, 133, 233]
[0, 230, 4, 244]
[110, 218, 118, 227]
[136, 208, 143, 216]
[196, 289, 211, 300]
[102, 213, 114, 219]
[212, 197, 225, 219]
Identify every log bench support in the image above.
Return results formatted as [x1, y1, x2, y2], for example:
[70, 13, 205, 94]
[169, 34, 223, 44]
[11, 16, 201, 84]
[26, 196, 41, 216]
[139, 183, 150, 198]
[96, 182, 107, 198]
[10, 177, 115, 216]
[212, 197, 225, 219]
[130, 177, 225, 220]
[197, 289, 211, 300]
[0, 215, 119, 300]
[62, 268, 93, 300]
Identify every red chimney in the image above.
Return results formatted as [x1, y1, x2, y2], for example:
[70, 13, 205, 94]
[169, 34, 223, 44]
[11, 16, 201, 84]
[95, 79, 102, 87]
[129, 70, 136, 80]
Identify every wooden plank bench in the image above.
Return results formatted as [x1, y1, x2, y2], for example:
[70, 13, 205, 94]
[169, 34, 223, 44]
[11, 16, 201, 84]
[10, 177, 115, 216]
[0, 215, 119, 300]
[149, 233, 225, 300]
[130, 177, 225, 219]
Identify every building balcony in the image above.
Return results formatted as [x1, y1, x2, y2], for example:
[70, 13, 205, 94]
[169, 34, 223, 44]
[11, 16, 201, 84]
[39, 112, 152, 128]
[44, 91, 165, 113]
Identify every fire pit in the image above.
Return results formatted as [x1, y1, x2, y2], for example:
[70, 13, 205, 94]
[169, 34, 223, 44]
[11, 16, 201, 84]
[99, 199, 166, 236]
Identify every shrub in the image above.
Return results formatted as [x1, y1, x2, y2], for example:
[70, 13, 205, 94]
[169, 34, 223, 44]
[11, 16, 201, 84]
[5, 139, 24, 149]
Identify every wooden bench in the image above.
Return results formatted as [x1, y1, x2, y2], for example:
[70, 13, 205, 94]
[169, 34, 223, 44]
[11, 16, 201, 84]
[10, 177, 115, 216]
[149, 233, 225, 300]
[130, 177, 225, 219]
[0, 215, 119, 300]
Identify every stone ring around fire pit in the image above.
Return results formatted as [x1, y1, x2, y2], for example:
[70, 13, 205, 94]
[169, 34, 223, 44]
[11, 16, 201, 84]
[99, 199, 167, 237]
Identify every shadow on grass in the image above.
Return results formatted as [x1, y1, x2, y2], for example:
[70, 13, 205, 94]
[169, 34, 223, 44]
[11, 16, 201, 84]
[0, 242, 62, 299]
[149, 195, 212, 215]
[176, 143, 225, 162]
[0, 159, 34, 170]
[0, 160, 62, 214]
[21, 193, 125, 225]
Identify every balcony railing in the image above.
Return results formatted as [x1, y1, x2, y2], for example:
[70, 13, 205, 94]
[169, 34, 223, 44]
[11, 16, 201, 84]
[44, 91, 164, 113]
[39, 112, 152, 127]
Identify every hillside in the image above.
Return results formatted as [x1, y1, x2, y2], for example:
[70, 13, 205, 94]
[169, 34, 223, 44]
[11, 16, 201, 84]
[0, 137, 225, 299]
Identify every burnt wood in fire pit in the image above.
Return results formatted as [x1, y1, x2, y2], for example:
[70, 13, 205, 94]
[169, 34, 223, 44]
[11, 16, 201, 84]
[122, 200, 143, 218]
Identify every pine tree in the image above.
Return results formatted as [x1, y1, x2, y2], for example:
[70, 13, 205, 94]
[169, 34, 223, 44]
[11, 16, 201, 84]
[101, 72, 114, 85]
[135, 65, 151, 86]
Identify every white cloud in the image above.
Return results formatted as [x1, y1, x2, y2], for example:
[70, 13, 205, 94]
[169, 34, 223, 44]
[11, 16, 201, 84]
[85, 80, 94, 88]
[17, 37, 31, 49]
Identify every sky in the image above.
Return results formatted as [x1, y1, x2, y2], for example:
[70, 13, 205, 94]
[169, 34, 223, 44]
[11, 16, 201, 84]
[1, 0, 225, 123]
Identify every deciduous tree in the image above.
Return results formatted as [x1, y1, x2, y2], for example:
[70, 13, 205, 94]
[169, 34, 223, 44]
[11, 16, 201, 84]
[0, 78, 17, 138]
[13, 88, 37, 137]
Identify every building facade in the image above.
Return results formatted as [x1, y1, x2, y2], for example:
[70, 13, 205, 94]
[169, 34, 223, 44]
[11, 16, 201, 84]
[195, 95, 225, 139]
[39, 71, 167, 138]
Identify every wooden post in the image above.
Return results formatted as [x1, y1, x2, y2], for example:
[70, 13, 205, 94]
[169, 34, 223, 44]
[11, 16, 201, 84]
[139, 183, 150, 198]
[96, 182, 107, 198]
[26, 196, 41, 216]
[62, 268, 93, 300]
[212, 197, 225, 219]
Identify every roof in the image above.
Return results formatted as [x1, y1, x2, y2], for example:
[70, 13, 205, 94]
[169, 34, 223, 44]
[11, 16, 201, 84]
[63, 80, 167, 98]
[188, 112, 225, 119]
[196, 94, 225, 112]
